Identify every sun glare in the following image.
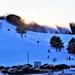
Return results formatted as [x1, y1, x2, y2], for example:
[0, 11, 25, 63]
[20, 17, 32, 24]
[21, 11, 41, 24]
[25, 18, 32, 24]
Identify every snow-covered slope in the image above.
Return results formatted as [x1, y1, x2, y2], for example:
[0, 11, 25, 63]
[0, 20, 75, 66]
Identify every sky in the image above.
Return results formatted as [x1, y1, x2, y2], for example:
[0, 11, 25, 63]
[0, 0, 75, 27]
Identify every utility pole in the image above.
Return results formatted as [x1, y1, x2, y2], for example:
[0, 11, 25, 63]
[27, 51, 29, 64]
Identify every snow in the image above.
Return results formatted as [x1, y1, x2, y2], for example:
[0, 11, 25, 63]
[0, 20, 75, 67]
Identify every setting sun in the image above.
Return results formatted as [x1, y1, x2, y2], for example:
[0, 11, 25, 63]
[25, 18, 32, 24]
[20, 16, 32, 24]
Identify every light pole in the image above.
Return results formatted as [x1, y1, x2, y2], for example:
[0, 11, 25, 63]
[27, 51, 29, 64]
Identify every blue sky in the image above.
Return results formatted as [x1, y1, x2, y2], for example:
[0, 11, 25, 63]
[0, 0, 75, 26]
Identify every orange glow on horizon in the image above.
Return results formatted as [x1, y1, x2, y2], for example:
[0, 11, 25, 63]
[20, 17, 34, 25]
[25, 18, 32, 24]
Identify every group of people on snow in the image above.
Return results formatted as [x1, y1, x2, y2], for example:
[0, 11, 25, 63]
[47, 49, 75, 62]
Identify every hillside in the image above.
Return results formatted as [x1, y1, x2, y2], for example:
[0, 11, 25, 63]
[0, 20, 75, 67]
[5, 14, 72, 34]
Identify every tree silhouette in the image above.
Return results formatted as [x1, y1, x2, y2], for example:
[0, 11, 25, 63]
[50, 36, 64, 51]
[67, 38, 75, 54]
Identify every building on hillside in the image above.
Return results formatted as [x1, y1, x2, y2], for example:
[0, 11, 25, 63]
[34, 61, 41, 68]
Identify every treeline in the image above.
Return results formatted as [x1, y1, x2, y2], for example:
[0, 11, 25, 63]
[5, 14, 71, 34]
[0, 14, 75, 34]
